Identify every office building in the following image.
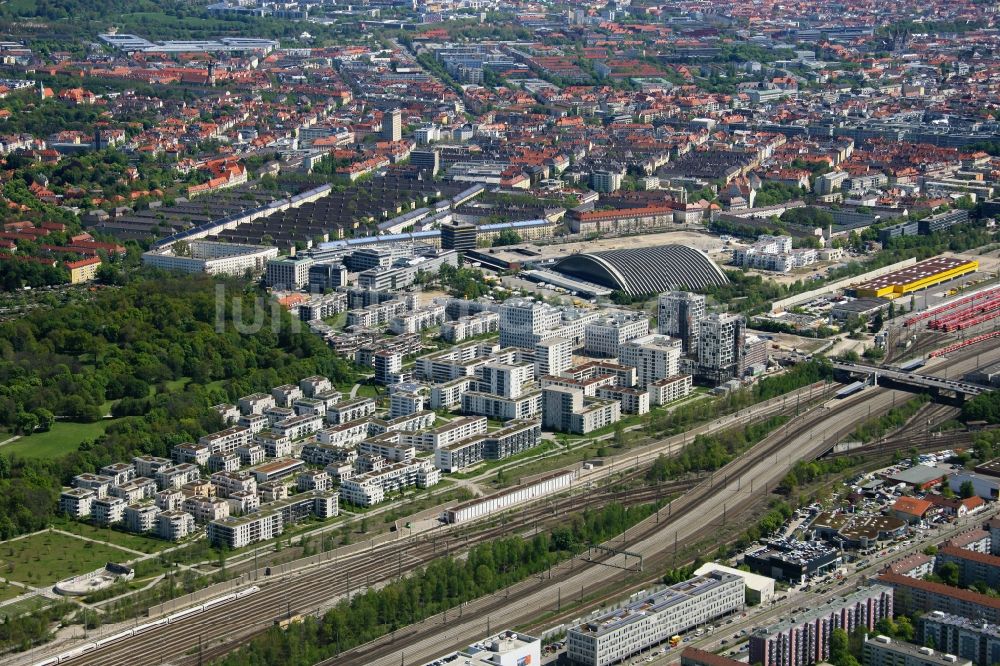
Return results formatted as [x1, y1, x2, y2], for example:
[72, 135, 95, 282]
[308, 262, 348, 291]
[658, 291, 706, 355]
[619, 334, 682, 388]
[922, 611, 1000, 666]
[441, 220, 478, 252]
[383, 108, 402, 142]
[749, 586, 894, 666]
[863, 635, 971, 666]
[410, 149, 440, 176]
[419, 631, 540, 666]
[567, 572, 744, 666]
[265, 256, 315, 290]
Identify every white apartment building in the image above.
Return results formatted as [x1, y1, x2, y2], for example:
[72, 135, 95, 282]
[401, 416, 487, 451]
[198, 426, 252, 455]
[124, 504, 160, 533]
[477, 362, 534, 399]
[568, 572, 744, 666]
[73, 473, 112, 498]
[273, 414, 324, 440]
[389, 391, 426, 418]
[157, 510, 195, 541]
[389, 304, 447, 335]
[93, 496, 127, 525]
[210, 471, 258, 498]
[430, 377, 475, 409]
[297, 470, 332, 492]
[254, 430, 292, 458]
[100, 462, 135, 486]
[619, 335, 682, 388]
[658, 291, 705, 355]
[535, 337, 573, 379]
[292, 397, 326, 418]
[339, 459, 440, 507]
[326, 397, 377, 424]
[133, 455, 172, 478]
[60, 488, 95, 518]
[499, 298, 562, 349]
[207, 452, 240, 473]
[415, 341, 503, 382]
[111, 478, 157, 504]
[462, 390, 543, 421]
[271, 384, 304, 407]
[155, 488, 185, 511]
[299, 375, 333, 397]
[237, 413, 268, 434]
[236, 443, 266, 467]
[173, 442, 211, 466]
[648, 374, 693, 405]
[207, 512, 283, 549]
[316, 421, 369, 448]
[358, 437, 416, 463]
[441, 311, 500, 343]
[596, 386, 650, 415]
[154, 463, 201, 490]
[184, 496, 231, 523]
[238, 393, 275, 416]
[226, 489, 260, 516]
[584, 314, 650, 358]
[542, 387, 621, 435]
[142, 241, 278, 277]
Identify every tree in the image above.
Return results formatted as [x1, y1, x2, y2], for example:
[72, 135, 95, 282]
[938, 561, 961, 587]
[829, 628, 860, 666]
[14, 411, 39, 436]
[613, 421, 626, 448]
[32, 408, 55, 432]
[959, 480, 976, 499]
[491, 229, 522, 246]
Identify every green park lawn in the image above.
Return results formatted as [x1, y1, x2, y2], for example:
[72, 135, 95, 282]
[0, 531, 135, 587]
[50, 517, 170, 555]
[0, 420, 114, 459]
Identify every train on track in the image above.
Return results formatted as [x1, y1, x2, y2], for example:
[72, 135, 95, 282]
[30, 586, 260, 665]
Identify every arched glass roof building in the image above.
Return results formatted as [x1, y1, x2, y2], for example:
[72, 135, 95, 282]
[552, 245, 728, 296]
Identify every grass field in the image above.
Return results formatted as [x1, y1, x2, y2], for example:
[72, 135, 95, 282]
[0, 582, 26, 602]
[0, 420, 115, 459]
[0, 531, 135, 586]
[0, 594, 52, 618]
[50, 518, 170, 554]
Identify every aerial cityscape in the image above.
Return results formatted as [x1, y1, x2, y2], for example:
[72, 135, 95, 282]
[1, 0, 1000, 665]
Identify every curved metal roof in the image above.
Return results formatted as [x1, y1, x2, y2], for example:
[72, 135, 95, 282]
[552, 245, 728, 295]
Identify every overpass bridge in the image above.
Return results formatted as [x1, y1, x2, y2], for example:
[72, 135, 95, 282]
[832, 361, 989, 405]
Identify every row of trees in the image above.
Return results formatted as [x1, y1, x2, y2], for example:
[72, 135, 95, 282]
[646, 414, 789, 482]
[212, 501, 659, 666]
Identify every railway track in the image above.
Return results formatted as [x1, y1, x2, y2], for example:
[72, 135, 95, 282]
[327, 387, 912, 666]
